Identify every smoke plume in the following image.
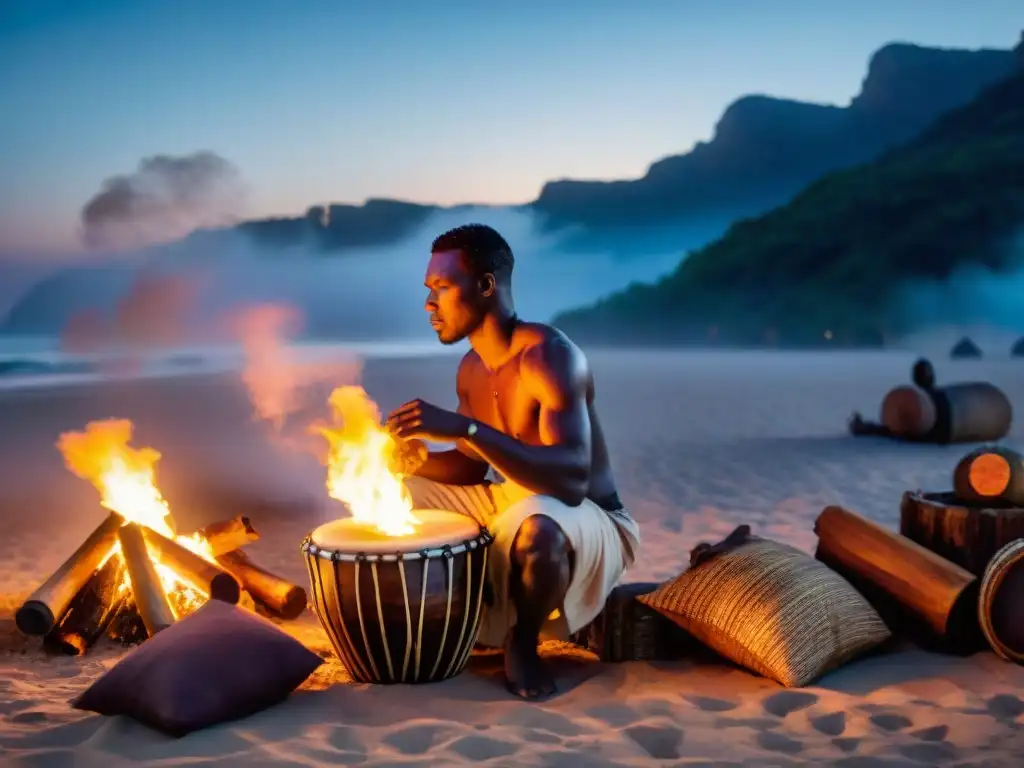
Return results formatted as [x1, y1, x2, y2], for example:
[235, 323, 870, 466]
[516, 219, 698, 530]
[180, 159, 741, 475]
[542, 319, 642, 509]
[229, 302, 363, 454]
[80, 152, 247, 251]
[59, 268, 208, 354]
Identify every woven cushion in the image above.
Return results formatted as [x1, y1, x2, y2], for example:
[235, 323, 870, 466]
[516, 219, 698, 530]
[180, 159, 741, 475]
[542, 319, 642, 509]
[72, 600, 323, 736]
[638, 526, 890, 687]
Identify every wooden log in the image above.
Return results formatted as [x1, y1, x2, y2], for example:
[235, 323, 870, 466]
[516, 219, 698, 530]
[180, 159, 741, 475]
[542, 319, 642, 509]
[43, 551, 128, 656]
[880, 385, 937, 438]
[944, 383, 1013, 443]
[15, 512, 122, 636]
[215, 550, 306, 619]
[118, 523, 175, 636]
[876, 383, 1011, 444]
[899, 490, 1024, 577]
[814, 505, 983, 654]
[979, 540, 1024, 663]
[141, 528, 241, 604]
[198, 516, 260, 557]
[953, 446, 1024, 507]
[107, 599, 147, 646]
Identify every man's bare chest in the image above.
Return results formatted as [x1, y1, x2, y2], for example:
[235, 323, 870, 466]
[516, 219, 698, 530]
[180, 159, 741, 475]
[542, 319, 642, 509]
[464, 364, 539, 441]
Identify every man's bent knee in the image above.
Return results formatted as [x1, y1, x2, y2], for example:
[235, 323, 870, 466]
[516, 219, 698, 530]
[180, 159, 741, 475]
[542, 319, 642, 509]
[511, 514, 571, 567]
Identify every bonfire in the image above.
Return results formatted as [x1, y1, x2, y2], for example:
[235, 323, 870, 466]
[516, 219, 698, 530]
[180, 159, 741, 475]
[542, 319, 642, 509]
[16, 419, 307, 656]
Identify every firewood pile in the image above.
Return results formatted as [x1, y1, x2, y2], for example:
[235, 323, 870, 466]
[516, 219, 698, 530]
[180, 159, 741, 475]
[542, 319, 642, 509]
[15, 513, 307, 657]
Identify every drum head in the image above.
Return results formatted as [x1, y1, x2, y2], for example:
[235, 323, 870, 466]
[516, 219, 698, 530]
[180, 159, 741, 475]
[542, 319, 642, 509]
[310, 509, 481, 553]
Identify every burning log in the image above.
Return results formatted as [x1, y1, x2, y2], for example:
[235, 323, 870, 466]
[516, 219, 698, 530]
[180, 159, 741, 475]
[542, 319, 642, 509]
[141, 528, 241, 604]
[107, 600, 147, 646]
[200, 516, 260, 557]
[43, 551, 128, 656]
[118, 523, 175, 636]
[16, 513, 123, 636]
[215, 550, 306, 619]
[815, 505, 983, 654]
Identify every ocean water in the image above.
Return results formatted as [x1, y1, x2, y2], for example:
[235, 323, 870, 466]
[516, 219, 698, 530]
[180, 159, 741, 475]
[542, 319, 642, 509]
[0, 334, 458, 392]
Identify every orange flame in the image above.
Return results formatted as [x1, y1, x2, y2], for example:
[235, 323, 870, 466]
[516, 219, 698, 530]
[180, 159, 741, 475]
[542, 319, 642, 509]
[317, 386, 420, 537]
[57, 419, 215, 616]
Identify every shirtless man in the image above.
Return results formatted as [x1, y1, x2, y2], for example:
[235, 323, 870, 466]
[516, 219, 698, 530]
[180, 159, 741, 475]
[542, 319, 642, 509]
[386, 224, 640, 699]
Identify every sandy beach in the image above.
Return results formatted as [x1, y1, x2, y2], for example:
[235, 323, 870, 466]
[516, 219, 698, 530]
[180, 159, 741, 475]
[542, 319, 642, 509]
[2, 348, 1024, 766]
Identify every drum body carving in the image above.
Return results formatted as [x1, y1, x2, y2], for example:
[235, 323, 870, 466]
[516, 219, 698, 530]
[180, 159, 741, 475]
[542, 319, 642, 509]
[302, 510, 492, 684]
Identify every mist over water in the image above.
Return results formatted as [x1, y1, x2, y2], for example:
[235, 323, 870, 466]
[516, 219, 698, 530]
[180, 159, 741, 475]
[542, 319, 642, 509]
[890, 234, 1024, 355]
[3, 205, 697, 346]
[167, 205, 695, 338]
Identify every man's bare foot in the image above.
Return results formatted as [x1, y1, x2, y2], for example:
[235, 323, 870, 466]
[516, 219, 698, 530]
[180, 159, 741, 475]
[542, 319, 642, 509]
[503, 627, 556, 700]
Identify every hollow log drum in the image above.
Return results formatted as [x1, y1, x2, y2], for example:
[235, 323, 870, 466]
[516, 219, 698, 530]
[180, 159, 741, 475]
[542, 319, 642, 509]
[302, 510, 492, 684]
[979, 539, 1024, 663]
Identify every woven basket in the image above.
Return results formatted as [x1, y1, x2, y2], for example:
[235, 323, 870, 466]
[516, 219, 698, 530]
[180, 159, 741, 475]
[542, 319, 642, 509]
[570, 582, 695, 663]
[638, 527, 891, 687]
[979, 538, 1024, 663]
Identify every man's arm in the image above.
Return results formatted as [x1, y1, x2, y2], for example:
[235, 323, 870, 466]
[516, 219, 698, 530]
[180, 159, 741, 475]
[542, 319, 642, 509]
[459, 336, 591, 506]
[407, 359, 490, 486]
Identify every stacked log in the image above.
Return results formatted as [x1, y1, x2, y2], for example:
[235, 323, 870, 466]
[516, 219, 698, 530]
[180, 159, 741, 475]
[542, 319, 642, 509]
[15, 513, 308, 657]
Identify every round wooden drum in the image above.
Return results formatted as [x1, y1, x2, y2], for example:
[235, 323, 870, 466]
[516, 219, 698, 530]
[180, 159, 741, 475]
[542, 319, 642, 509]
[301, 510, 492, 684]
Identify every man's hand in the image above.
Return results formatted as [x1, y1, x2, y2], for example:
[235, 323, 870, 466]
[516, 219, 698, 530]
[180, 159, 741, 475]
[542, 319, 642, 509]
[386, 399, 470, 443]
[390, 438, 429, 477]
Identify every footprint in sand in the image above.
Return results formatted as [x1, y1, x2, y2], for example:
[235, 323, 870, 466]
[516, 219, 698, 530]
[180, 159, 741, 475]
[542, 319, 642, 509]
[763, 691, 818, 718]
[756, 731, 804, 755]
[8, 711, 48, 725]
[910, 724, 949, 742]
[683, 695, 738, 713]
[381, 722, 461, 755]
[624, 724, 683, 761]
[327, 725, 366, 754]
[810, 711, 847, 737]
[986, 694, 1024, 720]
[448, 734, 519, 761]
[868, 712, 913, 732]
[830, 737, 860, 754]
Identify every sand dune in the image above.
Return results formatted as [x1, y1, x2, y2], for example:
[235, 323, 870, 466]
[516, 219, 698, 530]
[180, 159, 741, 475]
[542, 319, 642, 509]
[2, 349, 1023, 766]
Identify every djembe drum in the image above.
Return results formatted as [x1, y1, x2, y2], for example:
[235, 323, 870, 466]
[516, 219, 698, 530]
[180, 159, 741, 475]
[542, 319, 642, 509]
[302, 510, 492, 684]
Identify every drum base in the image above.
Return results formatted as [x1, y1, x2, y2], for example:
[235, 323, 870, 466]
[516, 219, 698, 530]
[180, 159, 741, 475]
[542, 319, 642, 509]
[303, 521, 493, 685]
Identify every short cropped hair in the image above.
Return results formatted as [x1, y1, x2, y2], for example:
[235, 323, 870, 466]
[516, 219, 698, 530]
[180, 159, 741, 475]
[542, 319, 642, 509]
[431, 224, 514, 282]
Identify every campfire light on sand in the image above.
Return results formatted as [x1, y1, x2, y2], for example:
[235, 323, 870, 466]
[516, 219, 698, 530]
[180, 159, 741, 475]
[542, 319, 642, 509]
[57, 419, 217, 616]
[317, 386, 420, 537]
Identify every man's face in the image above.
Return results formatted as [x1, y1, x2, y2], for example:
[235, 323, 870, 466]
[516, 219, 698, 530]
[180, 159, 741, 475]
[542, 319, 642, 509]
[424, 249, 486, 345]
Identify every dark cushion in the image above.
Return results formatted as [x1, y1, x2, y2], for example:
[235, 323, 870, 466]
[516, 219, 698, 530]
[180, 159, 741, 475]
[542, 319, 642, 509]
[72, 599, 323, 737]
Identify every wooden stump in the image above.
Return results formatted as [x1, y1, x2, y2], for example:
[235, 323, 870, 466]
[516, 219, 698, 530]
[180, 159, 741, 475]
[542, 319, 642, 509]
[900, 490, 1024, 577]
[953, 446, 1024, 507]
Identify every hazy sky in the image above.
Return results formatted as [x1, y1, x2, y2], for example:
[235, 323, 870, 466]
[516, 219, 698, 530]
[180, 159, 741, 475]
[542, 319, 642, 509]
[1, 0, 1020, 256]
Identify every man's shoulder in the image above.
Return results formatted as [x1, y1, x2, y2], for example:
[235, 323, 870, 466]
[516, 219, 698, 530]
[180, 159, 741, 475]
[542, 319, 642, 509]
[520, 323, 588, 381]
